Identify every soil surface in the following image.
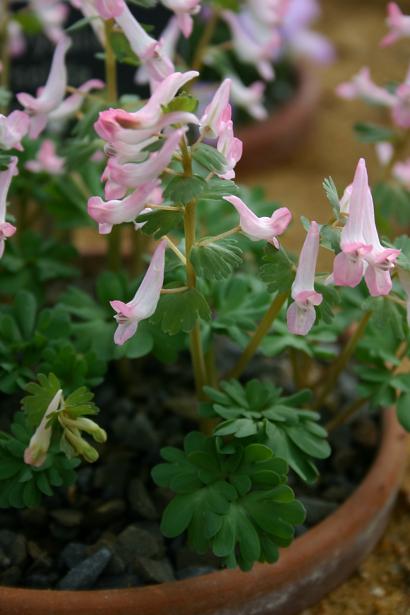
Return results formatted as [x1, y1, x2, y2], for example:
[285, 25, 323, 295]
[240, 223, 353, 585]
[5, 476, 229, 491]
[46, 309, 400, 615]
[0, 356, 379, 591]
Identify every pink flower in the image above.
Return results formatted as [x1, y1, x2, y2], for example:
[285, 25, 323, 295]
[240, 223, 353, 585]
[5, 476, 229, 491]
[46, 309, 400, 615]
[247, 0, 289, 26]
[30, 0, 69, 44]
[95, 0, 125, 19]
[103, 128, 185, 198]
[392, 81, 410, 128]
[25, 140, 65, 175]
[392, 158, 410, 189]
[88, 181, 161, 234]
[7, 20, 26, 58]
[0, 157, 18, 259]
[95, 71, 198, 137]
[111, 240, 167, 345]
[200, 79, 231, 138]
[287, 221, 322, 336]
[115, 3, 175, 88]
[49, 79, 105, 122]
[222, 11, 279, 81]
[0, 111, 30, 151]
[333, 159, 400, 296]
[161, 0, 201, 37]
[24, 388, 63, 467]
[230, 76, 267, 121]
[136, 17, 180, 86]
[216, 111, 243, 180]
[17, 36, 71, 138]
[381, 2, 410, 47]
[336, 67, 396, 107]
[224, 195, 291, 248]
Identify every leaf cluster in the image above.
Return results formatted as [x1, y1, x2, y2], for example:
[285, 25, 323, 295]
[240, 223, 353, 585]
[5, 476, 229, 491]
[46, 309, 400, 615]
[152, 432, 305, 571]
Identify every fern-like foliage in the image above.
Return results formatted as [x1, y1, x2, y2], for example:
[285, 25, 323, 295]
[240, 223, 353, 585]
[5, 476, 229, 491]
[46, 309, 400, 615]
[152, 432, 305, 571]
[201, 379, 331, 483]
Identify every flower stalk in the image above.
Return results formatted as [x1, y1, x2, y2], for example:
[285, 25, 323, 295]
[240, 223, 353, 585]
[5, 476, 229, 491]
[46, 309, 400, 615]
[226, 291, 289, 380]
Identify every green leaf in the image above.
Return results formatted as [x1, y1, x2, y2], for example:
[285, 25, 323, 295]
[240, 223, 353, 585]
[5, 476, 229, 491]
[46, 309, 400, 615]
[164, 175, 206, 205]
[397, 393, 410, 431]
[22, 373, 61, 427]
[137, 209, 183, 238]
[192, 143, 227, 173]
[354, 122, 396, 143]
[322, 177, 340, 219]
[153, 288, 211, 335]
[163, 94, 198, 114]
[205, 379, 330, 483]
[191, 238, 242, 280]
[152, 433, 303, 571]
[260, 246, 295, 293]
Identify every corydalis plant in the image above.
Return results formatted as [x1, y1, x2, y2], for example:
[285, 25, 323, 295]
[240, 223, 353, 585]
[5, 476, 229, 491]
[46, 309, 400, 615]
[336, 2, 410, 227]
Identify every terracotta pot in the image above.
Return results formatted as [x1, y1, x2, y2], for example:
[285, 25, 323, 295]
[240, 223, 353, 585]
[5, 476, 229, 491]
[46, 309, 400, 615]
[0, 409, 407, 615]
[237, 65, 320, 176]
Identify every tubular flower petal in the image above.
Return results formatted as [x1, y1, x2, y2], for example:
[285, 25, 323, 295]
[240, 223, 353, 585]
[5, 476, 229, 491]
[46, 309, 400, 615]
[0, 111, 30, 151]
[88, 181, 161, 234]
[49, 79, 105, 122]
[0, 157, 18, 259]
[247, 0, 289, 26]
[217, 119, 243, 180]
[95, 71, 198, 136]
[222, 10, 280, 81]
[104, 128, 185, 198]
[25, 140, 65, 175]
[24, 389, 64, 467]
[336, 67, 396, 107]
[111, 240, 167, 345]
[287, 221, 322, 336]
[333, 158, 400, 295]
[115, 3, 175, 87]
[381, 2, 410, 47]
[17, 36, 71, 137]
[200, 79, 231, 138]
[30, 0, 69, 44]
[160, 0, 201, 37]
[224, 195, 291, 247]
[136, 17, 180, 85]
[230, 76, 267, 121]
[95, 0, 126, 19]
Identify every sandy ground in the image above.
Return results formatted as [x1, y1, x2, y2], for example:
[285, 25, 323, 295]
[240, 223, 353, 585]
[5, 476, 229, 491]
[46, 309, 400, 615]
[246, 1, 410, 613]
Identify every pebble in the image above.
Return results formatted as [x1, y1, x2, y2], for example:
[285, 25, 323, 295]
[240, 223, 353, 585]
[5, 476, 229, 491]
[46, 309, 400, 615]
[370, 586, 386, 598]
[115, 525, 165, 566]
[127, 479, 158, 520]
[0, 530, 27, 567]
[59, 542, 87, 569]
[134, 557, 175, 584]
[19, 507, 48, 528]
[50, 509, 84, 528]
[91, 499, 126, 525]
[57, 548, 112, 590]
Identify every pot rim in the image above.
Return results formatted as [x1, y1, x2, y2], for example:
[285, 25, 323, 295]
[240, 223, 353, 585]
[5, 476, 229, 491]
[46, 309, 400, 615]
[0, 408, 407, 613]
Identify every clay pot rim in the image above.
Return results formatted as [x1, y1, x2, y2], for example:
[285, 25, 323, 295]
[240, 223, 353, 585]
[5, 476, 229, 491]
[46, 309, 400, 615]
[0, 408, 407, 608]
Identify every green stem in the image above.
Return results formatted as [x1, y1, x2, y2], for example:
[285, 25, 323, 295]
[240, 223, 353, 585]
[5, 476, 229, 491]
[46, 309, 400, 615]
[108, 225, 121, 271]
[191, 8, 220, 73]
[197, 226, 241, 247]
[226, 292, 289, 380]
[181, 136, 208, 397]
[0, 0, 10, 114]
[326, 397, 369, 433]
[314, 310, 372, 410]
[104, 20, 118, 102]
